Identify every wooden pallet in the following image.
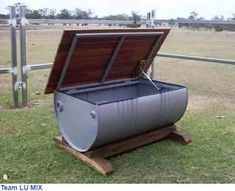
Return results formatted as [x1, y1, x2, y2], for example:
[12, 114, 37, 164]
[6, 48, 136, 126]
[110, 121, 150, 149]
[53, 124, 191, 176]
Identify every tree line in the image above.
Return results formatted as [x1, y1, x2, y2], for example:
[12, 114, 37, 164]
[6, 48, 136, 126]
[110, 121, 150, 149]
[1, 7, 235, 31]
[0, 7, 141, 21]
[166, 11, 235, 32]
[25, 8, 94, 19]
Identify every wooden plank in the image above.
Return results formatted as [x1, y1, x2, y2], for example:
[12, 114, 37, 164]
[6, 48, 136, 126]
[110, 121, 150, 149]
[85, 125, 176, 158]
[168, 129, 192, 144]
[53, 124, 191, 176]
[53, 137, 113, 176]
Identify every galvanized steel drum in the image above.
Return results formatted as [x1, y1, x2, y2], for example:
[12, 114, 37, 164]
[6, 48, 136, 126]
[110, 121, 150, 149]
[45, 29, 188, 152]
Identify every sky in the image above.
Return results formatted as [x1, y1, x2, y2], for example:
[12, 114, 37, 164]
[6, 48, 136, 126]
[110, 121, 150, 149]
[0, 0, 235, 19]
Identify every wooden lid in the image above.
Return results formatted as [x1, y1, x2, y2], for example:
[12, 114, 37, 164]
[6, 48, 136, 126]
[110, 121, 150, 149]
[45, 29, 170, 94]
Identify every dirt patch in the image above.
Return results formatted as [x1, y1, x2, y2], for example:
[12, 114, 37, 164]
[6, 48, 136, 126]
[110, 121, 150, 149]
[187, 95, 218, 112]
[187, 94, 235, 113]
[0, 99, 42, 110]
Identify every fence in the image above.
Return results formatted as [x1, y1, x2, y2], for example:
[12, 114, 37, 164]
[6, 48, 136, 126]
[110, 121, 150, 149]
[0, 5, 235, 108]
[1, 18, 235, 26]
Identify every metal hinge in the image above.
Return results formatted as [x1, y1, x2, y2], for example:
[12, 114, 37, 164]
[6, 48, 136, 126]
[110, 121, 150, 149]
[8, 18, 17, 27]
[20, 17, 29, 26]
[14, 81, 26, 91]
[23, 65, 31, 74]
[10, 67, 17, 75]
[135, 60, 147, 77]
[139, 60, 147, 72]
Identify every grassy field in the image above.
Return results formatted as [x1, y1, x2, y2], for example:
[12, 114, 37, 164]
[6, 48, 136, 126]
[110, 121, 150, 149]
[0, 27, 235, 183]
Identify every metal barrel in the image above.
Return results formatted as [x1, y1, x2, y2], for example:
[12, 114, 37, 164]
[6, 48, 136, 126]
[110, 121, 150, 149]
[54, 80, 188, 152]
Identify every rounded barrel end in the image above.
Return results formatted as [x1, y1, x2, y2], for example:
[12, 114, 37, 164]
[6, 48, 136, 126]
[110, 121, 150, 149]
[54, 91, 98, 152]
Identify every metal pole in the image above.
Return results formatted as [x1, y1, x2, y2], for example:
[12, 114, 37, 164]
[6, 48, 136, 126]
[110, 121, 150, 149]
[150, 10, 156, 28]
[19, 5, 27, 106]
[157, 53, 235, 65]
[9, 6, 19, 108]
[142, 70, 160, 90]
[150, 63, 154, 80]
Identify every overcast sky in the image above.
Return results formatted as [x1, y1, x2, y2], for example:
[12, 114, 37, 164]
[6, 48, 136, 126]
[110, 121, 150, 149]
[0, 0, 235, 19]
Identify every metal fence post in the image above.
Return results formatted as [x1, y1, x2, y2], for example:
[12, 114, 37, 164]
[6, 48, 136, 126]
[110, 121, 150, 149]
[19, 5, 28, 106]
[9, 6, 19, 108]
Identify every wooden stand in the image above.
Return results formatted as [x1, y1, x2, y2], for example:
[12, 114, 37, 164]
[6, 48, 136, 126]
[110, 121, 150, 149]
[53, 125, 191, 176]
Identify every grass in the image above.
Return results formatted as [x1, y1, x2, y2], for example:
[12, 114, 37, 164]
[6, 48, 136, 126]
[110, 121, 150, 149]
[0, 27, 235, 183]
[1, 27, 235, 67]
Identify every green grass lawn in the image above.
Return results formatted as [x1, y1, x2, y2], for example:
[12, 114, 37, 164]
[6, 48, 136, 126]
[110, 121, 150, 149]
[0, 27, 235, 183]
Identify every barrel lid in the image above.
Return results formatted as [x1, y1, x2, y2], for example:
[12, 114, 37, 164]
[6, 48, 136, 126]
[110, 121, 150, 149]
[45, 29, 170, 94]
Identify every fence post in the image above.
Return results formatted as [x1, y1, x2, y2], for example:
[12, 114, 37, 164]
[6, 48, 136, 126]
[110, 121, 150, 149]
[9, 6, 19, 108]
[19, 5, 28, 106]
[150, 10, 156, 29]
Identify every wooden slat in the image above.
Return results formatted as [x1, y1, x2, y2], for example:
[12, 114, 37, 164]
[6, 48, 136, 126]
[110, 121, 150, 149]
[168, 128, 192, 144]
[54, 137, 113, 176]
[52, 124, 191, 176]
[86, 125, 176, 158]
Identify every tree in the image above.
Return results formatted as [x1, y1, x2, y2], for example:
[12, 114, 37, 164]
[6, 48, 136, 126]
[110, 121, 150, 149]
[177, 17, 186, 20]
[0, 13, 9, 19]
[73, 8, 93, 19]
[56, 9, 72, 19]
[101, 14, 129, 20]
[86, 9, 93, 19]
[47, 9, 56, 19]
[188, 11, 198, 20]
[38, 8, 48, 18]
[27, 10, 42, 19]
[197, 17, 205, 20]
[131, 11, 141, 24]
[212, 15, 224, 21]
[232, 13, 235, 20]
